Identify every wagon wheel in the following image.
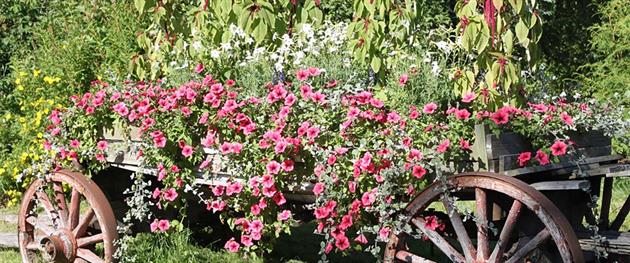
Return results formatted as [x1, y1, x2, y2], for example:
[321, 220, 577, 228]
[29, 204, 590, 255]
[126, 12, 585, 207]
[18, 169, 118, 263]
[384, 172, 584, 263]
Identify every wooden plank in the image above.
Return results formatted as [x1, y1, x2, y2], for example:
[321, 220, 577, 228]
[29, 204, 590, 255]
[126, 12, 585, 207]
[0, 232, 18, 248]
[503, 154, 622, 177]
[610, 195, 630, 231]
[567, 130, 611, 148]
[499, 147, 614, 172]
[577, 231, 630, 255]
[529, 180, 590, 191]
[485, 132, 532, 161]
[600, 178, 613, 228]
[471, 124, 491, 170]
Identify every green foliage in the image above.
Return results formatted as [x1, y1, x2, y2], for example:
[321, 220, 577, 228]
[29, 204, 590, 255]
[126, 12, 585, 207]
[13, 0, 147, 87]
[538, 0, 602, 89]
[132, 0, 324, 80]
[583, 0, 630, 155]
[122, 229, 261, 263]
[453, 0, 543, 109]
[0, 0, 45, 111]
[583, 0, 629, 104]
[0, 0, 148, 206]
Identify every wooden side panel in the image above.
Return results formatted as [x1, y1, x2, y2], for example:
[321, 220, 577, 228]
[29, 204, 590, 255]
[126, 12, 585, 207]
[486, 132, 532, 161]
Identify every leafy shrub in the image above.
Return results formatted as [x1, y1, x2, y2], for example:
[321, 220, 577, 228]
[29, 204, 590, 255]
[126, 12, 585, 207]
[583, 0, 630, 155]
[122, 229, 260, 263]
[0, 0, 147, 205]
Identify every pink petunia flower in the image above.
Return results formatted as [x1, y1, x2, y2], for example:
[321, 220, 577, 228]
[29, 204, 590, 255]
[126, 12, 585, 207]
[96, 140, 108, 151]
[560, 112, 574, 126]
[335, 235, 350, 250]
[163, 188, 178, 202]
[354, 234, 368, 244]
[423, 102, 438, 114]
[399, 74, 409, 86]
[550, 141, 568, 156]
[535, 149, 550, 165]
[181, 145, 194, 157]
[241, 235, 253, 247]
[195, 63, 205, 74]
[224, 238, 240, 253]
[461, 92, 477, 103]
[518, 152, 532, 167]
[491, 109, 509, 125]
[313, 183, 325, 196]
[455, 109, 471, 120]
[277, 210, 292, 221]
[150, 219, 160, 232]
[412, 165, 426, 179]
[436, 139, 450, 153]
[158, 219, 170, 231]
[266, 160, 281, 175]
[70, 139, 81, 148]
[379, 227, 390, 240]
[296, 69, 309, 81]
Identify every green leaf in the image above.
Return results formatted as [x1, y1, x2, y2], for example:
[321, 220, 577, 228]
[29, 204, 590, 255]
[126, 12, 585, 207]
[493, 0, 503, 9]
[502, 29, 514, 53]
[370, 57, 381, 73]
[476, 23, 490, 54]
[253, 21, 268, 43]
[515, 19, 529, 46]
[134, 0, 145, 13]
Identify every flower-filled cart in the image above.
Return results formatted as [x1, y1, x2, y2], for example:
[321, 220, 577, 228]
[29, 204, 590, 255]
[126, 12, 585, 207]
[15, 75, 630, 263]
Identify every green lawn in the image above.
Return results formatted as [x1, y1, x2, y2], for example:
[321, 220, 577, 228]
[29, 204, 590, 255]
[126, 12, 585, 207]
[0, 248, 21, 263]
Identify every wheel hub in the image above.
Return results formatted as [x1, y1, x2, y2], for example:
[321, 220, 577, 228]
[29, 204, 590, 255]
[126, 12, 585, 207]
[40, 229, 76, 263]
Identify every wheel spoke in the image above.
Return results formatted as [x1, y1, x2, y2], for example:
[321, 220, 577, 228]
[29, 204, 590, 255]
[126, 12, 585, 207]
[69, 189, 81, 229]
[411, 217, 466, 263]
[52, 183, 69, 225]
[73, 208, 95, 237]
[488, 200, 522, 263]
[26, 216, 54, 236]
[77, 233, 103, 248]
[25, 242, 40, 251]
[35, 191, 64, 228]
[395, 250, 436, 263]
[475, 188, 489, 261]
[504, 229, 551, 263]
[76, 248, 105, 263]
[441, 198, 476, 262]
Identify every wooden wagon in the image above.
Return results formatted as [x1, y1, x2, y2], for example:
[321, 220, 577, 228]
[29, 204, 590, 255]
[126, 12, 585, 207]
[15, 125, 630, 262]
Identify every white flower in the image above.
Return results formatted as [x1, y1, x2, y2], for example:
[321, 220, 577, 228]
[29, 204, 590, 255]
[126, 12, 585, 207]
[435, 41, 452, 54]
[431, 61, 441, 76]
[192, 41, 203, 51]
[221, 43, 232, 52]
[401, 20, 410, 29]
[210, 50, 221, 59]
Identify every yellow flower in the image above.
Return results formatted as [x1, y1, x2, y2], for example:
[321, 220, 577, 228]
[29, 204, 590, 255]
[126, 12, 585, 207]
[43, 76, 60, 85]
[15, 78, 21, 84]
[18, 71, 27, 77]
[33, 69, 41, 77]
[17, 85, 24, 91]
[4, 113, 10, 120]
[0, 168, 5, 174]
[19, 117, 26, 123]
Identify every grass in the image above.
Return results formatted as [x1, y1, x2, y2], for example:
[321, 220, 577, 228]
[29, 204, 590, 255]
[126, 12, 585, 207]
[0, 248, 21, 263]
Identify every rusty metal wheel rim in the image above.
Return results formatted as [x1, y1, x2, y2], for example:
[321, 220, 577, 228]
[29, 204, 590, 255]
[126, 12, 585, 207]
[18, 169, 118, 263]
[384, 172, 584, 263]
